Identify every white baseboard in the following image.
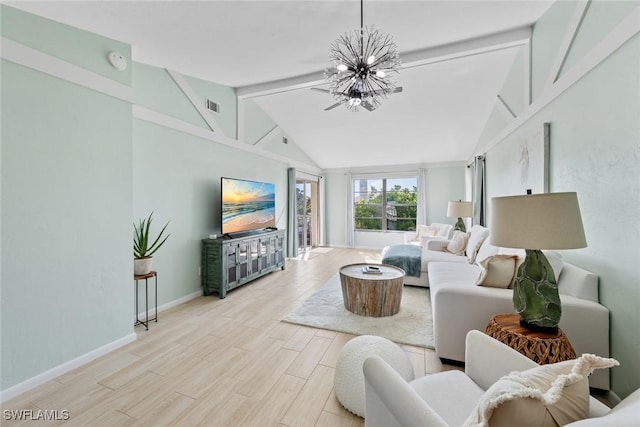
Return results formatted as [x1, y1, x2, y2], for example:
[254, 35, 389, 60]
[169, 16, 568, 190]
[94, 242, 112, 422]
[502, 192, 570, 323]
[0, 333, 137, 403]
[134, 289, 202, 321]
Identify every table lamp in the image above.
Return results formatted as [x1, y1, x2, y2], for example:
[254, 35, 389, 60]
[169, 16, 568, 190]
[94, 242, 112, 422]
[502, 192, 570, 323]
[490, 192, 587, 333]
[447, 200, 473, 232]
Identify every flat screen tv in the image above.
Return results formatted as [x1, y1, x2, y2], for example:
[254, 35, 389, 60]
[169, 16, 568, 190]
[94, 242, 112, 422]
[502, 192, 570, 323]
[221, 177, 276, 235]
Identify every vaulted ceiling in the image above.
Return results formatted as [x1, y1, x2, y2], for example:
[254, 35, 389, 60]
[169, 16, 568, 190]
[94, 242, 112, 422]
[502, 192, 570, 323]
[9, 1, 554, 170]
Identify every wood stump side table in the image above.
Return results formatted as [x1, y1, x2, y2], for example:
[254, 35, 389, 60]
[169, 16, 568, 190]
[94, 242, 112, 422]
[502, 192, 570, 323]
[485, 313, 576, 365]
[338, 264, 405, 317]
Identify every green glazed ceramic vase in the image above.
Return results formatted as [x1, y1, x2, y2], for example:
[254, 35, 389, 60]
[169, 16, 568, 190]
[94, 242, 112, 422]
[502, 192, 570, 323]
[513, 249, 561, 332]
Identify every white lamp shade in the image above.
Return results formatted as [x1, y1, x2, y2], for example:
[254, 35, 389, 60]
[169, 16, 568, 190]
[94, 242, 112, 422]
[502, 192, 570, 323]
[490, 192, 587, 250]
[447, 201, 473, 218]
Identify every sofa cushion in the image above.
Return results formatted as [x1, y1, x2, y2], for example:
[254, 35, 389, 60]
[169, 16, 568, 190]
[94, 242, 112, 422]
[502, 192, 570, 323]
[410, 370, 485, 427]
[428, 262, 481, 286]
[446, 231, 469, 256]
[465, 225, 490, 263]
[463, 354, 619, 427]
[474, 255, 518, 289]
[475, 239, 500, 263]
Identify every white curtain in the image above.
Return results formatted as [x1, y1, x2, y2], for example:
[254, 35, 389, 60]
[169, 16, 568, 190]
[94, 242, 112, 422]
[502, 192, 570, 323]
[318, 175, 326, 246]
[286, 167, 298, 257]
[346, 173, 354, 247]
[417, 168, 427, 226]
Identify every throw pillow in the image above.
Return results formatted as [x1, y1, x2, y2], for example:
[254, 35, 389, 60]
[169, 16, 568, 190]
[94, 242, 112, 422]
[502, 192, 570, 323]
[465, 226, 490, 263]
[463, 354, 619, 427]
[543, 250, 564, 283]
[446, 231, 469, 256]
[474, 255, 518, 288]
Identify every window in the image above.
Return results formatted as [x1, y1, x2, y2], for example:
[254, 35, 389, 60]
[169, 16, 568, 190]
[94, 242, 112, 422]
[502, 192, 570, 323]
[353, 176, 418, 231]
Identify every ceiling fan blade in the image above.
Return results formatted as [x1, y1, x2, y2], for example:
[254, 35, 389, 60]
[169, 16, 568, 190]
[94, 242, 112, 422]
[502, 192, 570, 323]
[369, 86, 403, 96]
[311, 87, 331, 94]
[362, 101, 376, 111]
[325, 102, 342, 111]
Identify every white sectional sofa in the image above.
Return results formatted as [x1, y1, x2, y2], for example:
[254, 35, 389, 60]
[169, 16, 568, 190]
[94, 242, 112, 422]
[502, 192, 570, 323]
[382, 225, 611, 390]
[383, 224, 488, 287]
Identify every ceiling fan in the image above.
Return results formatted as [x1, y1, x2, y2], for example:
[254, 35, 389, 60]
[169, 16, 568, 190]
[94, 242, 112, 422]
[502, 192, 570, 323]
[318, 0, 402, 112]
[311, 85, 403, 111]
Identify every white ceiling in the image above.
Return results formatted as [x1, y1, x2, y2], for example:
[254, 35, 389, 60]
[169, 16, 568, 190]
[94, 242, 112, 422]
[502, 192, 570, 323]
[8, 0, 554, 170]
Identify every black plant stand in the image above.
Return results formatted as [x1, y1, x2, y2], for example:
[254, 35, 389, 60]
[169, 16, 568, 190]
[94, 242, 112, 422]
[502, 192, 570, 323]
[134, 271, 157, 330]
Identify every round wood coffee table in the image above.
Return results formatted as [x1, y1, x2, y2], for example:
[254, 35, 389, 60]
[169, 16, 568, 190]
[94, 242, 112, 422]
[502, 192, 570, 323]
[338, 263, 405, 317]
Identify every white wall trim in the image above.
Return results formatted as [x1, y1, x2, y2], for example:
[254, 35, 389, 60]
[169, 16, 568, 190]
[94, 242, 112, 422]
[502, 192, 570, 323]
[1, 37, 133, 103]
[543, 0, 591, 91]
[133, 105, 321, 174]
[165, 69, 230, 140]
[253, 125, 280, 147]
[523, 39, 532, 107]
[135, 290, 202, 321]
[496, 94, 517, 120]
[0, 333, 137, 403]
[475, 6, 640, 157]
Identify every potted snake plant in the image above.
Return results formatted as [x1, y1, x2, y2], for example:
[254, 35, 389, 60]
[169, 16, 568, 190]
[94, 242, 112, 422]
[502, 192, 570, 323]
[134, 212, 170, 275]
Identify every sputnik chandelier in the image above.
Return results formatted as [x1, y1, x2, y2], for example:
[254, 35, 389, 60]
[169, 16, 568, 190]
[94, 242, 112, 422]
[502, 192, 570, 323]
[324, 0, 402, 111]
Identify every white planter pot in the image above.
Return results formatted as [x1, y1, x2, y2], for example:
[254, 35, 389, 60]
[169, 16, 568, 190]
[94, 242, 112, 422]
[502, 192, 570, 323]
[134, 257, 153, 275]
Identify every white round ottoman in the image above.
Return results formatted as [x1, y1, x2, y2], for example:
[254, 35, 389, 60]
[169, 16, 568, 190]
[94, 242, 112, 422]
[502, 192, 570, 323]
[334, 335, 415, 417]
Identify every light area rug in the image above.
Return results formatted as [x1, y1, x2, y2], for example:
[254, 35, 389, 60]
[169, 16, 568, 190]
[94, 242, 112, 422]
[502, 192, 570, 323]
[283, 274, 434, 349]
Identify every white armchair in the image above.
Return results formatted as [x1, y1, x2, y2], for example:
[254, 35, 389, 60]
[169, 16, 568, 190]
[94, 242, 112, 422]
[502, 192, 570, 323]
[363, 331, 635, 426]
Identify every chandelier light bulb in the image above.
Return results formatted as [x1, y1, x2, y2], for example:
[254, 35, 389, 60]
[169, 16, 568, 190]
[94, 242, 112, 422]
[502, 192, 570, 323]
[337, 64, 348, 72]
[367, 55, 376, 65]
[376, 70, 386, 78]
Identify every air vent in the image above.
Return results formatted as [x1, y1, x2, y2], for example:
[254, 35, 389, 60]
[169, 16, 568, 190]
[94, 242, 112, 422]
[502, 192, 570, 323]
[282, 137, 288, 144]
[206, 98, 220, 113]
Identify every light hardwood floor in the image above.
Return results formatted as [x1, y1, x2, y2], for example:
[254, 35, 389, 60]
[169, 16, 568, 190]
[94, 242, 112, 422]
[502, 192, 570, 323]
[2, 247, 459, 426]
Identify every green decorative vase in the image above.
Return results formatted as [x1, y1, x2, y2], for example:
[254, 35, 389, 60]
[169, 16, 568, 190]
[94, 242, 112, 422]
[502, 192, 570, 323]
[513, 249, 561, 333]
[454, 217, 466, 233]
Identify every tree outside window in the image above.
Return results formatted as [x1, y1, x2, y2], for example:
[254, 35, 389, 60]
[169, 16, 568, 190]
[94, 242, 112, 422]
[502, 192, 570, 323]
[354, 177, 418, 231]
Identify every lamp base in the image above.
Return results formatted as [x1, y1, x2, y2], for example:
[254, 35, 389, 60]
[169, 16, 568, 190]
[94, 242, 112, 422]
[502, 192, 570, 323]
[454, 217, 466, 233]
[519, 318, 559, 335]
[513, 249, 562, 332]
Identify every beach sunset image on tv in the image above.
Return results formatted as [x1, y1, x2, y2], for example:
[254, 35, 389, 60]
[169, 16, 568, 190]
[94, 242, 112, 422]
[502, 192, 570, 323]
[222, 178, 276, 234]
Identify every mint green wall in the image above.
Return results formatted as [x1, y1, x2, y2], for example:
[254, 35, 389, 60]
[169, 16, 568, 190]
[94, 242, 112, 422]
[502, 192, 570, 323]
[498, 47, 526, 117]
[530, 0, 576, 100]
[1, 5, 131, 86]
[481, 1, 640, 398]
[562, 0, 640, 73]
[324, 173, 349, 247]
[134, 62, 209, 128]
[132, 119, 289, 304]
[133, 61, 290, 306]
[184, 74, 237, 139]
[261, 130, 318, 167]
[243, 99, 278, 145]
[1, 6, 133, 391]
[425, 166, 466, 226]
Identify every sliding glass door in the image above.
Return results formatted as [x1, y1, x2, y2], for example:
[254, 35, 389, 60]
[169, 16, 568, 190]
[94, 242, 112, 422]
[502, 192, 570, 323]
[296, 179, 318, 254]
